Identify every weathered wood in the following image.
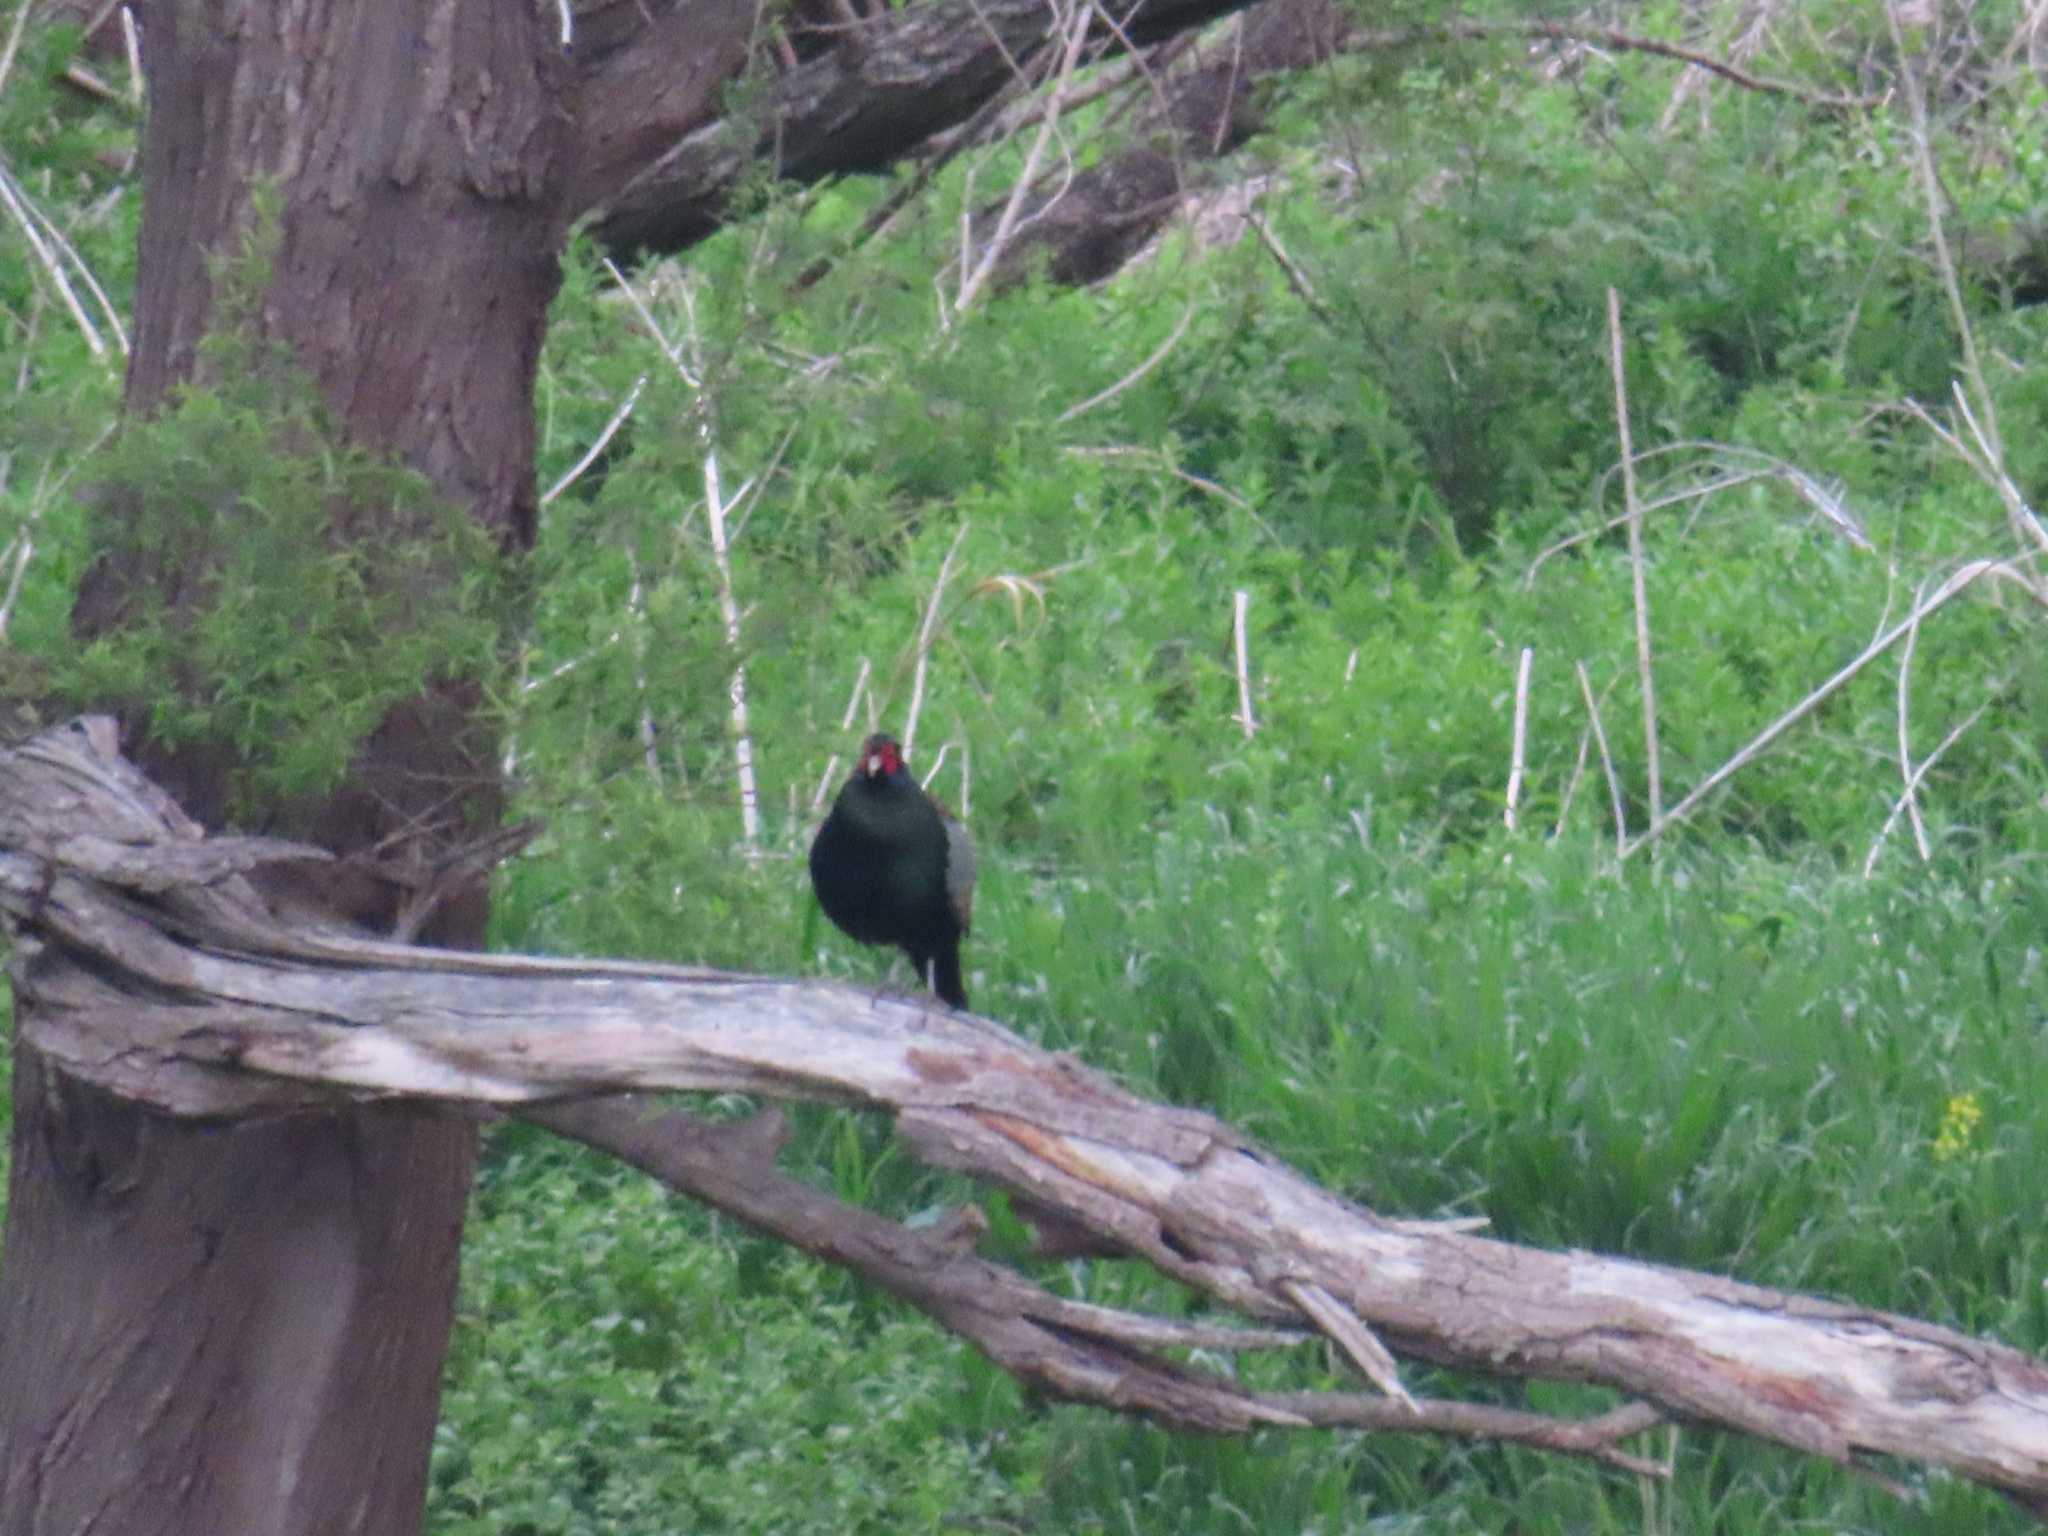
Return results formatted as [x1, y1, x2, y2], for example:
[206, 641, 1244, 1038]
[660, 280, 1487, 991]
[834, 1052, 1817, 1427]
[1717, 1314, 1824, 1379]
[572, 0, 1257, 250]
[4, 718, 2047, 1513]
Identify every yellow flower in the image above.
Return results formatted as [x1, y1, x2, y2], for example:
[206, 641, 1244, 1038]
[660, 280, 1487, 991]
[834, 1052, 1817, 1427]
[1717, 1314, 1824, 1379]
[1932, 1091, 1984, 1163]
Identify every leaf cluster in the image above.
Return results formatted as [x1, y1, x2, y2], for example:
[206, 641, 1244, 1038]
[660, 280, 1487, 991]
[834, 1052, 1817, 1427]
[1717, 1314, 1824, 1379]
[32, 323, 508, 808]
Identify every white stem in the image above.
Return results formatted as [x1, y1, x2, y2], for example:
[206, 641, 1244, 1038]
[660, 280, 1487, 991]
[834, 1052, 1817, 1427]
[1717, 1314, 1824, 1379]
[1057, 302, 1196, 423]
[0, 164, 104, 357]
[542, 375, 645, 507]
[953, 0, 1094, 320]
[839, 656, 873, 732]
[1553, 727, 1591, 841]
[1894, 597, 1931, 861]
[702, 444, 761, 850]
[120, 7, 142, 107]
[1232, 590, 1257, 738]
[625, 555, 661, 786]
[1609, 289, 1660, 830]
[903, 524, 970, 765]
[0, 531, 32, 642]
[0, 0, 34, 100]
[610, 262, 761, 851]
[1505, 646, 1534, 832]
[1576, 661, 1626, 846]
[18, 163, 127, 355]
[1863, 697, 1994, 878]
[1624, 557, 2013, 858]
[812, 657, 875, 814]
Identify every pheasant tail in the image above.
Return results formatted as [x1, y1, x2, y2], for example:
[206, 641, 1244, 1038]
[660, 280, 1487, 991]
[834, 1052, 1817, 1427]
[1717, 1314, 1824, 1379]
[927, 945, 968, 1011]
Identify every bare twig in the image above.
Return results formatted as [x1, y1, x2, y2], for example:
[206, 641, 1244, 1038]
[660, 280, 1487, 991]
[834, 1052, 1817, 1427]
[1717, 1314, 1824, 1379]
[0, 538, 30, 645]
[623, 553, 662, 786]
[702, 445, 761, 847]
[1337, 18, 1880, 111]
[1057, 300, 1196, 423]
[540, 376, 646, 507]
[0, 162, 109, 358]
[1951, 380, 2048, 567]
[1505, 646, 1533, 832]
[675, 280, 763, 852]
[1063, 444, 1284, 542]
[12, 289, 39, 395]
[902, 522, 971, 763]
[1522, 442, 1867, 590]
[1862, 694, 1996, 879]
[1657, 0, 1778, 133]
[1553, 726, 1592, 841]
[953, 0, 1095, 319]
[1889, 7, 1991, 457]
[1893, 585, 1932, 861]
[1231, 588, 1256, 738]
[1608, 289, 1661, 832]
[0, 0, 34, 103]
[0, 461, 35, 644]
[120, 5, 142, 108]
[527, 1097, 1666, 1472]
[603, 264, 761, 846]
[1891, 394, 2045, 567]
[1622, 557, 2023, 859]
[839, 656, 873, 735]
[811, 657, 876, 813]
[1576, 661, 1627, 846]
[600, 257, 697, 386]
[1276, 1276, 1414, 1412]
[918, 738, 970, 818]
[1247, 211, 1334, 324]
[8, 159, 128, 354]
[1887, 2, 2048, 571]
[0, 423, 116, 641]
[792, 78, 1027, 296]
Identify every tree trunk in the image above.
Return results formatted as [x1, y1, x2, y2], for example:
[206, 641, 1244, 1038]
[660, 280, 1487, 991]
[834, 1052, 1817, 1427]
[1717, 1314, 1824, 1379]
[0, 2, 570, 1531]
[0, 1054, 475, 1533]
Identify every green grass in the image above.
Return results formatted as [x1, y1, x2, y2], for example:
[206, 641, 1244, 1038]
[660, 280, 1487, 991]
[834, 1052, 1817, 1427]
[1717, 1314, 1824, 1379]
[445, 828, 2048, 1535]
[432, 1129, 1027, 1534]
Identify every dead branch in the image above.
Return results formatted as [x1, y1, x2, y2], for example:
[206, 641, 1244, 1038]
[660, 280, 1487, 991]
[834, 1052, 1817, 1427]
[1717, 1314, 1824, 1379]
[4, 717, 2047, 1511]
[569, 0, 1877, 259]
[525, 1094, 1664, 1469]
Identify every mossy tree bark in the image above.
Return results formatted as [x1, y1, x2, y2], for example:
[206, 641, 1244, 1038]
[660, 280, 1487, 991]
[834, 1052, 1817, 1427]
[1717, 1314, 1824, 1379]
[0, 3, 574, 1531]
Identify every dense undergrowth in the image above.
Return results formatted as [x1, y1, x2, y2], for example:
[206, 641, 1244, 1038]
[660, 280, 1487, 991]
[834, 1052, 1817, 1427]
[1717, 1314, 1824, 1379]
[7, 3, 2048, 1531]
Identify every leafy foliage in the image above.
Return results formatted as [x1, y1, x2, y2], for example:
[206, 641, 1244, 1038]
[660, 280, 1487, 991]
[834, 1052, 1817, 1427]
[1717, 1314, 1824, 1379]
[16, 318, 508, 808]
[433, 1130, 1024, 1534]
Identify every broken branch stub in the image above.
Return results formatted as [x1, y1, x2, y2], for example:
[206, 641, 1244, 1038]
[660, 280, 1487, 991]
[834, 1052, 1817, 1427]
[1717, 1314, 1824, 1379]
[3, 718, 2046, 1511]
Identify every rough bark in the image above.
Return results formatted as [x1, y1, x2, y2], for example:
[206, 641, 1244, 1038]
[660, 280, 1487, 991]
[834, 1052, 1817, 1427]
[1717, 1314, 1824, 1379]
[5, 720, 2047, 1517]
[979, 0, 1353, 290]
[0, 4, 578, 1533]
[0, 1053, 474, 1535]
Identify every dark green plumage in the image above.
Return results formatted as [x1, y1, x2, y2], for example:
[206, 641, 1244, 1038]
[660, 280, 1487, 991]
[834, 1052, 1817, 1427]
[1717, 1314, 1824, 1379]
[809, 734, 975, 1009]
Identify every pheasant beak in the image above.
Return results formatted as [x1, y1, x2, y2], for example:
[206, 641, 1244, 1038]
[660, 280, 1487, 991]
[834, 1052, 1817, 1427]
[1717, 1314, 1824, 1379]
[865, 749, 884, 776]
